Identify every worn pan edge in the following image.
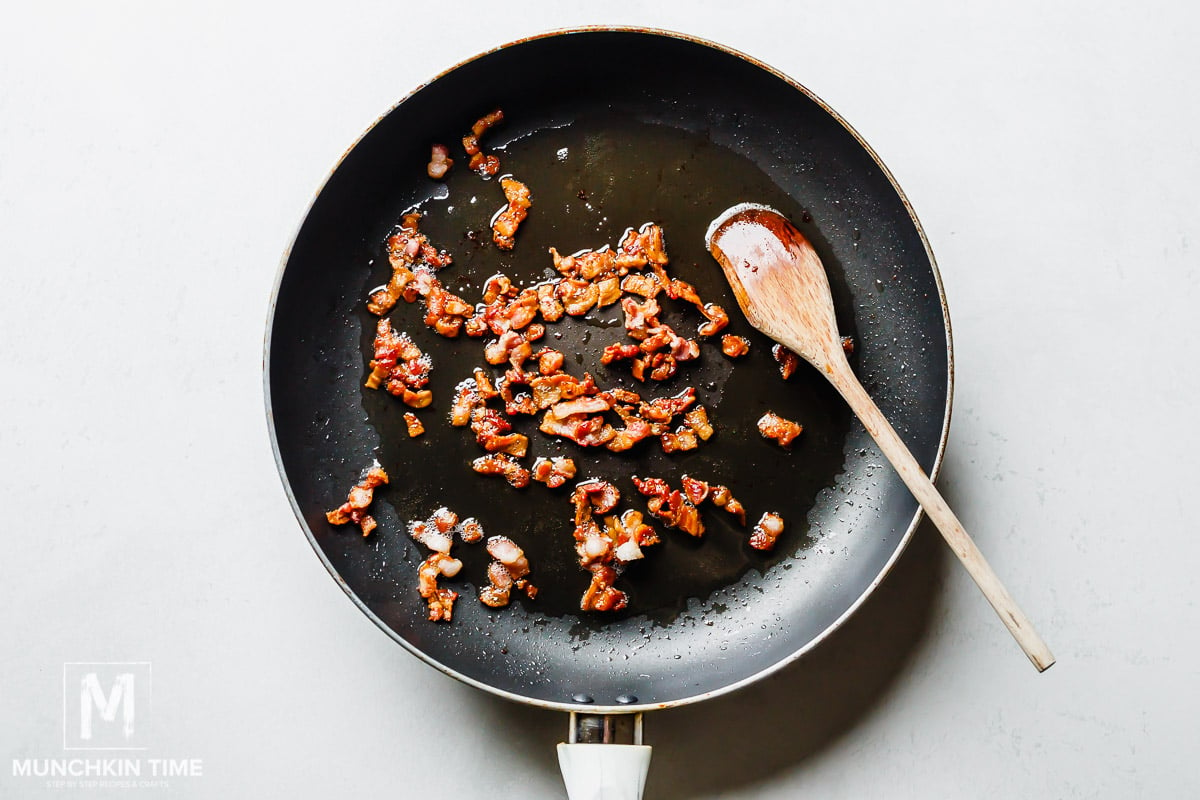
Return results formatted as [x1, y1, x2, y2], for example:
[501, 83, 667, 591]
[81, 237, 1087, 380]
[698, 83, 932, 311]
[262, 25, 954, 714]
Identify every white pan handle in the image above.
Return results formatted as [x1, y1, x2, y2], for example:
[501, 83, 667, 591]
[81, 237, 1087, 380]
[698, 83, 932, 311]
[557, 743, 652, 800]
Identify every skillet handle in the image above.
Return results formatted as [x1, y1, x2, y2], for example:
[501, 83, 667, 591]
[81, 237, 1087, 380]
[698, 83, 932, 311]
[557, 712, 652, 800]
[557, 744, 652, 800]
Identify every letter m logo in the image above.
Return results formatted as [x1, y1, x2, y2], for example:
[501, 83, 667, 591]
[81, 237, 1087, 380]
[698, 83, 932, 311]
[63, 663, 151, 750]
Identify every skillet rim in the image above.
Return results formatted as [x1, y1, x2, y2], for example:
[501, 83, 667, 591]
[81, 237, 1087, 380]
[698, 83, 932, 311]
[262, 24, 954, 714]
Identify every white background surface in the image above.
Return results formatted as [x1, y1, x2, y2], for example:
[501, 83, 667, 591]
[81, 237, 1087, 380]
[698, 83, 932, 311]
[2, 2, 1197, 798]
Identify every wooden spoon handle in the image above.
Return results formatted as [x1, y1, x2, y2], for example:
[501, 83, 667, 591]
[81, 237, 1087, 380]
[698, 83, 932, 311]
[828, 364, 1056, 672]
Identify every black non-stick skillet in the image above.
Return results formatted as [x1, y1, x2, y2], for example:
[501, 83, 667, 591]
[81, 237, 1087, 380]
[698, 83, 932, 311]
[265, 27, 951, 797]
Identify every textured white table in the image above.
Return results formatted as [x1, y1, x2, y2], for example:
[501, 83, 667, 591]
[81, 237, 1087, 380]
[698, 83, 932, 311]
[3, 3, 1196, 797]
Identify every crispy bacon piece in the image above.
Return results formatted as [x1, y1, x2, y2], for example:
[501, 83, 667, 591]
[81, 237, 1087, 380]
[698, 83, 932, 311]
[540, 410, 615, 447]
[581, 564, 627, 612]
[484, 329, 534, 369]
[676, 474, 748, 527]
[604, 509, 660, 563]
[758, 411, 803, 448]
[557, 277, 599, 316]
[842, 335, 855, 354]
[680, 475, 710, 505]
[568, 478, 656, 611]
[609, 295, 699, 382]
[532, 456, 577, 488]
[463, 108, 504, 176]
[417, 552, 462, 622]
[617, 223, 669, 270]
[427, 144, 453, 179]
[710, 484, 747, 526]
[470, 406, 528, 456]
[721, 335, 750, 358]
[326, 465, 389, 536]
[632, 474, 705, 537]
[450, 379, 480, 427]
[619, 272, 663, 299]
[459, 517, 485, 544]
[471, 453, 531, 488]
[479, 560, 515, 608]
[473, 367, 499, 399]
[536, 348, 564, 375]
[536, 281, 564, 322]
[572, 479, 620, 517]
[365, 319, 432, 408]
[749, 512, 786, 551]
[369, 213, 452, 316]
[479, 536, 537, 608]
[488, 535, 530, 578]
[660, 428, 698, 453]
[403, 412, 425, 437]
[682, 406, 713, 440]
[772, 344, 801, 380]
[492, 176, 531, 250]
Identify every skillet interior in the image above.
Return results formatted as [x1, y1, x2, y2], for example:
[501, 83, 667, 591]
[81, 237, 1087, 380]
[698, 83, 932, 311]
[266, 29, 950, 711]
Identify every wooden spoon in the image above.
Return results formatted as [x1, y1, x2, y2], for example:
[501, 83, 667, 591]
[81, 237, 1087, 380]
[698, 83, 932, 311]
[706, 203, 1055, 672]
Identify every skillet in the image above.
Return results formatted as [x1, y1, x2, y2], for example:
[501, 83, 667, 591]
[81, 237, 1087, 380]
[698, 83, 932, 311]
[265, 28, 951, 721]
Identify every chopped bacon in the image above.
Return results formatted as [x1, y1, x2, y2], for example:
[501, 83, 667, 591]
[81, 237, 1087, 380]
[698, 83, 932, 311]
[427, 144, 453, 179]
[633, 474, 704, 537]
[403, 412, 425, 437]
[604, 509, 659, 563]
[772, 344, 801, 380]
[557, 277, 599, 316]
[449, 379, 480, 427]
[540, 410, 615, 447]
[482, 273, 515, 304]
[721, 335, 751, 358]
[572, 479, 620, 516]
[479, 560, 515, 608]
[660, 428, 698, 453]
[620, 272, 663, 299]
[484, 329, 533, 369]
[365, 319, 433, 408]
[326, 465, 389, 536]
[422, 280, 475, 337]
[842, 335, 855, 354]
[418, 552, 462, 621]
[459, 517, 484, 543]
[487, 535, 530, 579]
[492, 176, 531, 250]
[758, 411, 803, 447]
[479, 534, 536, 608]
[471, 453, 531, 488]
[639, 387, 695, 422]
[606, 416, 654, 452]
[681, 475, 710, 505]
[536, 348, 564, 375]
[463, 108, 504, 176]
[548, 395, 613, 419]
[609, 295, 699, 382]
[470, 406, 528, 456]
[581, 564, 627, 612]
[369, 213, 453, 316]
[749, 512, 786, 551]
[697, 303, 730, 337]
[473, 367, 499, 400]
[710, 484, 747, 526]
[682, 406, 713, 440]
[532, 456, 576, 488]
[536, 281, 564, 321]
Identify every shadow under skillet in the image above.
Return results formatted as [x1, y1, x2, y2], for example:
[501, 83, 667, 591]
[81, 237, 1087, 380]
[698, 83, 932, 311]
[648, 512, 950, 797]
[454, 506, 949, 798]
